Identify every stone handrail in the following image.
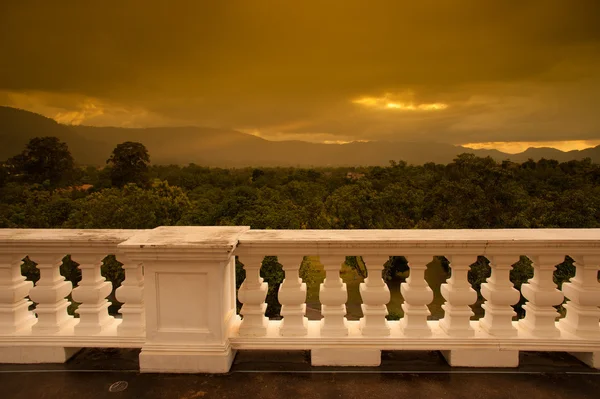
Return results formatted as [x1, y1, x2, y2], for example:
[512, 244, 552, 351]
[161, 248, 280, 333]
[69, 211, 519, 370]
[0, 229, 146, 363]
[0, 227, 599, 372]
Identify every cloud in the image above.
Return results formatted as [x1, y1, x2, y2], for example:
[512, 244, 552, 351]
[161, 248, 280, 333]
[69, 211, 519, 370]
[1, 1, 599, 145]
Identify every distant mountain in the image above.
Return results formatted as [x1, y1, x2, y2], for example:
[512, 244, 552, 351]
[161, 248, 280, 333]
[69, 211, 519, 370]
[0, 106, 111, 164]
[506, 146, 600, 163]
[1, 106, 599, 166]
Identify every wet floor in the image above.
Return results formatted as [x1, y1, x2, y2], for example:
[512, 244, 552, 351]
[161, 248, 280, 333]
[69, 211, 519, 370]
[1, 349, 599, 399]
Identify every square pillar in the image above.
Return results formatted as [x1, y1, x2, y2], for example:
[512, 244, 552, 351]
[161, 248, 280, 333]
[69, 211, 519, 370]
[119, 226, 249, 373]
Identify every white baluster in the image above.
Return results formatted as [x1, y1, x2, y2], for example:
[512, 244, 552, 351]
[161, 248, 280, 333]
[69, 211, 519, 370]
[559, 255, 600, 338]
[319, 255, 348, 337]
[359, 255, 390, 336]
[71, 254, 116, 334]
[479, 255, 520, 337]
[439, 255, 477, 337]
[0, 254, 36, 333]
[29, 254, 75, 334]
[399, 255, 433, 336]
[115, 253, 145, 335]
[519, 255, 564, 337]
[278, 255, 307, 336]
[238, 255, 268, 336]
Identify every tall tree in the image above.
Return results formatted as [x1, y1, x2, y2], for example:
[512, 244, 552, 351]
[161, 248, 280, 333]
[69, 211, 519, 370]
[107, 142, 150, 187]
[8, 136, 75, 187]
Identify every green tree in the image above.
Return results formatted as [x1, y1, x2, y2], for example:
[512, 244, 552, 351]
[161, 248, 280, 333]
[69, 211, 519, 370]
[8, 136, 75, 187]
[67, 180, 190, 229]
[107, 142, 150, 187]
[326, 181, 378, 228]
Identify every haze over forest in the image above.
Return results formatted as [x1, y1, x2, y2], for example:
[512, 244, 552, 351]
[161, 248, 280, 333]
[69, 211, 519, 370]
[1, 1, 600, 162]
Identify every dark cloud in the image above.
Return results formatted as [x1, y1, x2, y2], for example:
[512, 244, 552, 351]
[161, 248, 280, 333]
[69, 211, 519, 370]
[1, 0, 600, 144]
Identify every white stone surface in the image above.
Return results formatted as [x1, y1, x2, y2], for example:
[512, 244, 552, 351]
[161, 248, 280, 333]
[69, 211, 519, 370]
[311, 348, 381, 366]
[2, 227, 600, 372]
[318, 255, 349, 337]
[140, 345, 235, 373]
[480, 255, 521, 337]
[119, 226, 249, 373]
[0, 347, 81, 363]
[237, 254, 269, 337]
[28, 253, 75, 334]
[559, 255, 600, 338]
[71, 253, 116, 335]
[359, 255, 391, 336]
[0, 253, 36, 334]
[400, 255, 433, 336]
[441, 349, 519, 367]
[439, 255, 477, 337]
[229, 319, 600, 353]
[519, 255, 565, 337]
[278, 255, 308, 336]
[571, 351, 600, 369]
[237, 228, 600, 255]
[115, 252, 145, 336]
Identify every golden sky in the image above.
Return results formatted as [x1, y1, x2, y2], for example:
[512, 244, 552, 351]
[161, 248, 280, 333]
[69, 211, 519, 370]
[1, 1, 600, 151]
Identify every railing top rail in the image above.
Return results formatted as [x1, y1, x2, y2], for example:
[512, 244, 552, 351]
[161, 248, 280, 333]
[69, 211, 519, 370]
[0, 229, 143, 246]
[1, 227, 599, 256]
[119, 226, 250, 249]
[236, 229, 600, 255]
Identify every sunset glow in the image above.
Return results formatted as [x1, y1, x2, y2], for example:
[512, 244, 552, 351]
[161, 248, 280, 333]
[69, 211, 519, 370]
[353, 94, 448, 112]
[462, 140, 600, 154]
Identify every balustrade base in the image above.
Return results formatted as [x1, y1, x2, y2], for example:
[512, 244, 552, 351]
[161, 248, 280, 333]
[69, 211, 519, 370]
[570, 351, 600, 369]
[0, 346, 81, 364]
[139, 345, 236, 373]
[440, 349, 519, 367]
[311, 348, 381, 366]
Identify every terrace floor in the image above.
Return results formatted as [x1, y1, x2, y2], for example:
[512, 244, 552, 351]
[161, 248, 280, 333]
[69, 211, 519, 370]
[1, 349, 599, 399]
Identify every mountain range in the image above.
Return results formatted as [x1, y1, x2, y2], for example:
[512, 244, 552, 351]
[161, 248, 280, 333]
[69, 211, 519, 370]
[1, 106, 599, 167]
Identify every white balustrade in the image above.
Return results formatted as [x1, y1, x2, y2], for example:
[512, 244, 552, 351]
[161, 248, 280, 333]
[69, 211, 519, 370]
[439, 255, 477, 337]
[400, 255, 433, 336]
[319, 255, 348, 337]
[1, 228, 600, 372]
[237, 254, 268, 336]
[359, 255, 390, 336]
[71, 254, 116, 334]
[29, 253, 75, 334]
[479, 255, 521, 337]
[278, 255, 308, 336]
[0, 254, 35, 334]
[115, 253, 145, 335]
[519, 255, 565, 337]
[559, 255, 600, 338]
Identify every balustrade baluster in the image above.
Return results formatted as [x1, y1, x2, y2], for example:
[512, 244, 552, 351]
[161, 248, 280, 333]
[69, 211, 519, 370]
[71, 254, 116, 334]
[439, 255, 477, 337]
[359, 255, 390, 336]
[277, 255, 307, 336]
[238, 255, 268, 336]
[479, 255, 520, 336]
[559, 255, 600, 338]
[0, 254, 36, 333]
[318, 255, 348, 337]
[519, 255, 564, 337]
[400, 255, 433, 336]
[115, 253, 145, 335]
[29, 254, 75, 334]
